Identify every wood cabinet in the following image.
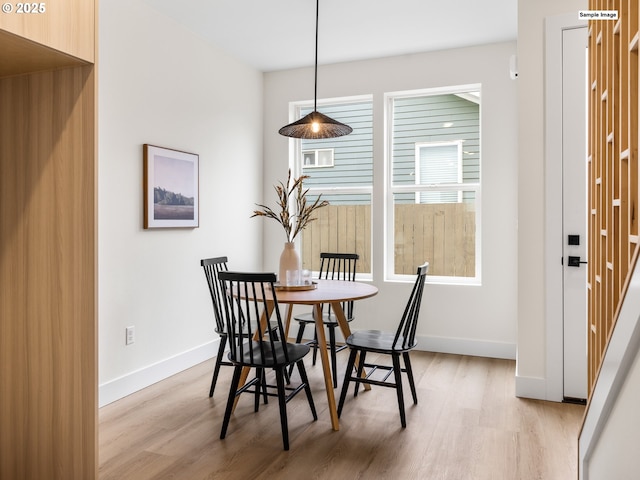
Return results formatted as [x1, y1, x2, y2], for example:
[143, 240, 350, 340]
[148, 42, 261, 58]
[0, 0, 94, 63]
[0, 2, 97, 478]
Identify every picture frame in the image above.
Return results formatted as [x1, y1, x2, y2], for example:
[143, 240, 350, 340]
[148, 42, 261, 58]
[143, 144, 199, 229]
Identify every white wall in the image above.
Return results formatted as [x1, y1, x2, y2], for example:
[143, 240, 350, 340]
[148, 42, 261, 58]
[98, 0, 264, 405]
[97, 0, 594, 407]
[263, 42, 518, 359]
[516, 0, 586, 399]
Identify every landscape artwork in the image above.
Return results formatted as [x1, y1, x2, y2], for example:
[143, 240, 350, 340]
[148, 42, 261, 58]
[143, 144, 199, 228]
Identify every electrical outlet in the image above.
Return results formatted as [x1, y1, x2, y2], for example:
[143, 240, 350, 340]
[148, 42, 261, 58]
[125, 326, 135, 345]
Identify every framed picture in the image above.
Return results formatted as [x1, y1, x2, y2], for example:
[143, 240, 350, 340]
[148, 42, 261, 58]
[143, 144, 199, 229]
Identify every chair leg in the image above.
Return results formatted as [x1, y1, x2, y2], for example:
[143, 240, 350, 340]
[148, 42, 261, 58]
[296, 360, 317, 420]
[283, 364, 291, 385]
[261, 369, 269, 404]
[338, 348, 358, 418]
[254, 369, 264, 412]
[392, 354, 407, 428]
[295, 321, 306, 343]
[328, 324, 338, 388]
[274, 368, 290, 451]
[271, 328, 291, 385]
[311, 329, 318, 366]
[220, 365, 242, 440]
[288, 321, 308, 377]
[209, 334, 227, 397]
[403, 352, 418, 404]
[354, 350, 367, 397]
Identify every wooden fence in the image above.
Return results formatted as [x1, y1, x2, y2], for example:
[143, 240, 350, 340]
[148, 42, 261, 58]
[301, 203, 476, 277]
[301, 205, 372, 273]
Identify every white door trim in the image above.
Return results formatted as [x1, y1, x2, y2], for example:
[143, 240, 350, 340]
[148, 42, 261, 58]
[544, 12, 587, 402]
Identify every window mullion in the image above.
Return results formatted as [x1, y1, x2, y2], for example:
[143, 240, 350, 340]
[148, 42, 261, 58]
[390, 183, 479, 193]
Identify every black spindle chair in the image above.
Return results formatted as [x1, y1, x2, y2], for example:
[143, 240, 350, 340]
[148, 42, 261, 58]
[218, 271, 317, 451]
[337, 262, 429, 428]
[201, 257, 282, 399]
[291, 252, 359, 387]
[201, 257, 234, 398]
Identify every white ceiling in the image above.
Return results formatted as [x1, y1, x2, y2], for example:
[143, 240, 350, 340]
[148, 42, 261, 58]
[142, 0, 518, 72]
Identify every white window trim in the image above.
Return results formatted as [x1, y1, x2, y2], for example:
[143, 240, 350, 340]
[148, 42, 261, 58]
[384, 85, 482, 285]
[302, 148, 335, 168]
[304, 185, 372, 195]
[287, 94, 375, 280]
[414, 140, 463, 204]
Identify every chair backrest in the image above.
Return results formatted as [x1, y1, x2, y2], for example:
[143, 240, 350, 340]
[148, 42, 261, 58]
[318, 252, 359, 281]
[200, 256, 229, 333]
[318, 252, 359, 319]
[218, 271, 288, 366]
[393, 262, 429, 350]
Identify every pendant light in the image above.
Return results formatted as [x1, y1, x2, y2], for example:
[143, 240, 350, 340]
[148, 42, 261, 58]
[278, 0, 352, 139]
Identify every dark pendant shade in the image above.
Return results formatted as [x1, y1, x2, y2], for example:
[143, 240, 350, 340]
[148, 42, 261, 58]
[278, 0, 352, 140]
[278, 110, 353, 139]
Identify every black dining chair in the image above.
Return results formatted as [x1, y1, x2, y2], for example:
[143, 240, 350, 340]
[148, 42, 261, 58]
[337, 262, 429, 428]
[201, 256, 282, 399]
[201, 256, 233, 398]
[218, 271, 317, 451]
[291, 252, 359, 387]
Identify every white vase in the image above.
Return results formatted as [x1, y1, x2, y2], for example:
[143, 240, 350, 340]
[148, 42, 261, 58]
[279, 242, 300, 285]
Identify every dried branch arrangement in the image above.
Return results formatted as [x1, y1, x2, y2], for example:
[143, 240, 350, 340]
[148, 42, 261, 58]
[251, 169, 329, 242]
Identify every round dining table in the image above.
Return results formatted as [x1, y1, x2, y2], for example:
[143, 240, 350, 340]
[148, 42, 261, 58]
[235, 278, 378, 431]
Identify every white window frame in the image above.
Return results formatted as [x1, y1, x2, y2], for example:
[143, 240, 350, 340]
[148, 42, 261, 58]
[384, 84, 482, 285]
[414, 140, 463, 204]
[302, 148, 335, 168]
[287, 94, 374, 279]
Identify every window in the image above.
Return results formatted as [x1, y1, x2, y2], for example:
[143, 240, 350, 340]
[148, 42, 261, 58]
[292, 97, 374, 276]
[387, 86, 481, 283]
[286, 87, 480, 284]
[302, 148, 334, 168]
[415, 141, 462, 204]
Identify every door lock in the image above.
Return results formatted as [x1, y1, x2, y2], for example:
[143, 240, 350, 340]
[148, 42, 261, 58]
[567, 256, 588, 267]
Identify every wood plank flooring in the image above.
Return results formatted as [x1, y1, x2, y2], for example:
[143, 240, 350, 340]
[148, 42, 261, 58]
[99, 351, 584, 479]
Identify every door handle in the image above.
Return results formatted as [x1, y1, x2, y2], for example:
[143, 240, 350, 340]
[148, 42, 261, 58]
[567, 256, 588, 267]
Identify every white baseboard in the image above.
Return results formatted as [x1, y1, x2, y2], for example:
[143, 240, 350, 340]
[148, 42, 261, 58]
[292, 328, 516, 361]
[514, 373, 547, 400]
[99, 340, 218, 407]
[415, 334, 516, 360]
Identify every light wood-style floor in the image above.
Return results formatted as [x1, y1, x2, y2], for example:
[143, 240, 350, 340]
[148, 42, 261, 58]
[99, 351, 584, 480]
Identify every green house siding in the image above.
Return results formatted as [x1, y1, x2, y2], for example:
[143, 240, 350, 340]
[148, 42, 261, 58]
[301, 101, 373, 204]
[393, 93, 480, 203]
[299, 94, 479, 206]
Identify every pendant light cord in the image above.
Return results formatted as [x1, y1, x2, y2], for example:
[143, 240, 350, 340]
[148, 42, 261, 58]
[314, 0, 319, 112]
[277, 0, 351, 138]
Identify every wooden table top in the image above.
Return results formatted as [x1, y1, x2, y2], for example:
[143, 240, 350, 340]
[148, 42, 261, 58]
[232, 279, 378, 305]
[273, 279, 378, 305]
